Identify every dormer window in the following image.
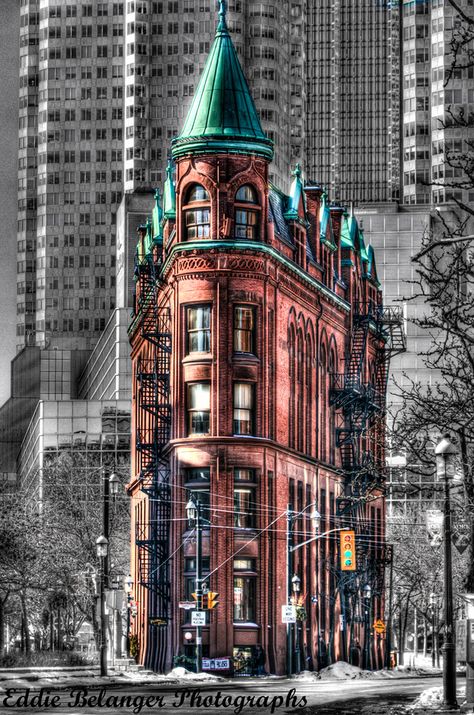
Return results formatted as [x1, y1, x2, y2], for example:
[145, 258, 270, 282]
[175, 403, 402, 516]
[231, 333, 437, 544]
[184, 183, 210, 240]
[235, 184, 259, 240]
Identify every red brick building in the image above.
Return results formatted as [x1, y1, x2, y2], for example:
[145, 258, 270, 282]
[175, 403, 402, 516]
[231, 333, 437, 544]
[127, 7, 402, 675]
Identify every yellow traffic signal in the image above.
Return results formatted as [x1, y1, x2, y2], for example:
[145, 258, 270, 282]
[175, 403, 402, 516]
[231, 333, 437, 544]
[206, 592, 219, 610]
[191, 593, 197, 601]
[340, 530, 356, 571]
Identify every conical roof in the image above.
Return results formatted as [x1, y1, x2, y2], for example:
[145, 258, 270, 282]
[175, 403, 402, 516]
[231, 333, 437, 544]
[172, 2, 273, 161]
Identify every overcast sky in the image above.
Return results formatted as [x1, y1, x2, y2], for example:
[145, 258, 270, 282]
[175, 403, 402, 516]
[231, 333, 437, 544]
[0, 1, 19, 404]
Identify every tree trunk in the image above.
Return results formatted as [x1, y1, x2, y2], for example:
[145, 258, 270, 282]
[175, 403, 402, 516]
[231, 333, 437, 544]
[0, 596, 4, 653]
[398, 607, 404, 666]
[20, 591, 31, 654]
[423, 616, 427, 657]
[460, 428, 474, 591]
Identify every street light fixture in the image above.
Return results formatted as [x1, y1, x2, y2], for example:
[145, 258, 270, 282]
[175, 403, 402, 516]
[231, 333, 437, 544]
[109, 473, 120, 497]
[435, 434, 458, 710]
[292, 574, 301, 593]
[96, 535, 109, 676]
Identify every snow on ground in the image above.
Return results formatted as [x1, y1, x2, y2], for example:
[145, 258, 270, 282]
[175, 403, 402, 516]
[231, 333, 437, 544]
[168, 667, 226, 682]
[291, 660, 442, 683]
[409, 687, 444, 710]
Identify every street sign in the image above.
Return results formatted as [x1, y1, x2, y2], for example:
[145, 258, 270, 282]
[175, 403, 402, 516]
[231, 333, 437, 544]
[191, 611, 206, 626]
[178, 601, 196, 610]
[282, 605, 297, 624]
[202, 658, 231, 671]
[373, 619, 386, 634]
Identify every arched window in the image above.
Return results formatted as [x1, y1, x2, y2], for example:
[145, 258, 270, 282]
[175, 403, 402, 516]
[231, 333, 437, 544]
[183, 183, 210, 240]
[320, 345, 327, 462]
[235, 184, 259, 240]
[329, 349, 337, 465]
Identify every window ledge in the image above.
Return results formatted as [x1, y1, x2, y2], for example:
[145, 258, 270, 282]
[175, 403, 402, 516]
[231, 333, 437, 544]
[233, 353, 259, 362]
[233, 623, 260, 628]
[182, 353, 212, 364]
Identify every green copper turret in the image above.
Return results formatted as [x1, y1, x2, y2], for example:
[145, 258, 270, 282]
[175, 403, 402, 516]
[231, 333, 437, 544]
[171, 1, 273, 161]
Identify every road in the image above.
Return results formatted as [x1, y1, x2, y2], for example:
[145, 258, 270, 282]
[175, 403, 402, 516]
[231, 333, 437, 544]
[0, 675, 448, 715]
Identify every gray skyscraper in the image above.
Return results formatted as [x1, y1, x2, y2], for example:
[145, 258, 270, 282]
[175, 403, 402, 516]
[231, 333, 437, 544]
[401, 0, 474, 206]
[306, 0, 400, 204]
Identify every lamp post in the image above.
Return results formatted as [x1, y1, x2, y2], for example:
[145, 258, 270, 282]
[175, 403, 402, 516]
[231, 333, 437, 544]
[286, 505, 321, 676]
[124, 575, 133, 658]
[186, 497, 203, 674]
[362, 583, 372, 671]
[292, 574, 301, 673]
[96, 535, 109, 676]
[96, 469, 119, 676]
[435, 435, 458, 710]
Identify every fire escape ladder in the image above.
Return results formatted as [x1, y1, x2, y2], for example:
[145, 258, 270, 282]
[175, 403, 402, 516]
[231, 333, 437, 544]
[133, 246, 172, 674]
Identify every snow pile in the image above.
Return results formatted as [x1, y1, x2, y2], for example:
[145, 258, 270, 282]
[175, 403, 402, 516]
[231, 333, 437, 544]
[409, 687, 444, 710]
[168, 667, 225, 682]
[318, 662, 373, 680]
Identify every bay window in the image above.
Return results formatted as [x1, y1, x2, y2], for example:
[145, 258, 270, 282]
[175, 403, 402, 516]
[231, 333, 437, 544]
[187, 382, 210, 435]
[186, 305, 211, 354]
[233, 383, 254, 435]
[184, 183, 210, 240]
[235, 184, 259, 240]
[234, 468, 256, 528]
[233, 305, 255, 354]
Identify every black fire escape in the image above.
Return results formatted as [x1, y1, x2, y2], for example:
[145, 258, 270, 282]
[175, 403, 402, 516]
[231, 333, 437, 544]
[134, 225, 172, 673]
[330, 301, 405, 658]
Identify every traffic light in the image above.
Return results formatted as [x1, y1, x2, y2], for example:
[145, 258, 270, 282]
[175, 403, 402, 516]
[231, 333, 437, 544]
[191, 593, 197, 601]
[206, 592, 219, 610]
[340, 530, 356, 571]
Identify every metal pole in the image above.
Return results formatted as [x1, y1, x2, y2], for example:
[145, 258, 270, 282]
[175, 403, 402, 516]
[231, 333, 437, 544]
[442, 454, 457, 709]
[286, 504, 293, 677]
[100, 469, 110, 677]
[103, 470, 110, 590]
[363, 596, 370, 670]
[195, 500, 203, 674]
[385, 551, 394, 669]
[99, 556, 107, 676]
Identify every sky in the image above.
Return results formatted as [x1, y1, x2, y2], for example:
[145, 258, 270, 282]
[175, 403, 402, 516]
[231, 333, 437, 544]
[0, 1, 19, 404]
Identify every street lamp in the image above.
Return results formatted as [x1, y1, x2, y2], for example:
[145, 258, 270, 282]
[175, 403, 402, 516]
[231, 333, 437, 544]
[435, 434, 458, 710]
[96, 535, 109, 676]
[186, 497, 203, 674]
[362, 583, 372, 671]
[124, 575, 133, 658]
[292, 574, 302, 673]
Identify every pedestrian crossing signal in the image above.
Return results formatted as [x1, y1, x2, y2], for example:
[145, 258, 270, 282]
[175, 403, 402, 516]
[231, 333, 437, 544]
[206, 592, 219, 610]
[340, 530, 356, 571]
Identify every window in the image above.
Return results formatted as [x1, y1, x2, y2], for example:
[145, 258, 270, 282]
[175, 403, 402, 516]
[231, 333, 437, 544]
[187, 383, 210, 435]
[184, 468, 210, 526]
[234, 306, 255, 354]
[184, 184, 210, 240]
[234, 572, 256, 622]
[233, 383, 254, 435]
[234, 484, 255, 528]
[186, 305, 211, 354]
[235, 185, 259, 240]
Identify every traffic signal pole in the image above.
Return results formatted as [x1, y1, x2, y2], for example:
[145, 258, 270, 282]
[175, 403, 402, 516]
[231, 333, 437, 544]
[195, 500, 203, 674]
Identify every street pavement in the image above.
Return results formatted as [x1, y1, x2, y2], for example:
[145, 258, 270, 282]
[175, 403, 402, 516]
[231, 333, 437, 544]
[0, 673, 451, 715]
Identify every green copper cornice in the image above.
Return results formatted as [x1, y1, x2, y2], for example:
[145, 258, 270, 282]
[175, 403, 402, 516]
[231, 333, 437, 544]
[163, 161, 176, 219]
[171, 3, 273, 161]
[152, 189, 164, 244]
